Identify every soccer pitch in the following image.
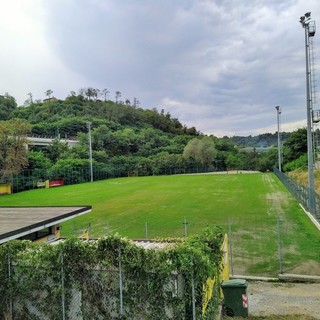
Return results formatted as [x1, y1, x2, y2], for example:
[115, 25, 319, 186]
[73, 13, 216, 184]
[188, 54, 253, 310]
[1, 172, 319, 276]
[0, 172, 286, 237]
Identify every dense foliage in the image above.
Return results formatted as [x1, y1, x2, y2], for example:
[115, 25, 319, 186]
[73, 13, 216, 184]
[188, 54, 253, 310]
[0, 118, 31, 180]
[0, 226, 224, 319]
[0, 93, 17, 120]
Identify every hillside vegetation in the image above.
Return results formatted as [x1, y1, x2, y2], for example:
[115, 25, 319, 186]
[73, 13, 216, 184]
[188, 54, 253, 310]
[0, 91, 295, 188]
[288, 169, 320, 195]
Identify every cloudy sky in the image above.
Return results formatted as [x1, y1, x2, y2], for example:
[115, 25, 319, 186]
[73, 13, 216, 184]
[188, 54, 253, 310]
[1, 0, 319, 137]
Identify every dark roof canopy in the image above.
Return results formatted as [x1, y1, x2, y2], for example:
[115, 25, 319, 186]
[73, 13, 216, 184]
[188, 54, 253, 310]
[0, 206, 92, 244]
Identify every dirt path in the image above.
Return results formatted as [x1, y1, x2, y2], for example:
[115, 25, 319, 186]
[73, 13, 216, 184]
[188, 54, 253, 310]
[248, 281, 320, 319]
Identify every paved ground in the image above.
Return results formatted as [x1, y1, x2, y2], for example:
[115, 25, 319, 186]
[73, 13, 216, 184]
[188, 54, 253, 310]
[248, 281, 320, 319]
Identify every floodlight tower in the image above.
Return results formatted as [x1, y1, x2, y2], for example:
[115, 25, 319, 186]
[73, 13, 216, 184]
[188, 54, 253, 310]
[275, 106, 282, 172]
[300, 12, 316, 214]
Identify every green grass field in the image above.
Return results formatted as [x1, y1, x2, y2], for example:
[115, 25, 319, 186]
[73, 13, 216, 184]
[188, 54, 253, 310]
[1, 172, 319, 276]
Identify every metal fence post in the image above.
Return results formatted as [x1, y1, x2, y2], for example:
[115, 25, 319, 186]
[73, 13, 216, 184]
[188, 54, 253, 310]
[61, 252, 66, 320]
[228, 218, 234, 276]
[191, 255, 196, 320]
[8, 254, 13, 320]
[106, 223, 110, 235]
[118, 248, 124, 315]
[184, 217, 188, 237]
[145, 221, 148, 240]
[277, 216, 283, 274]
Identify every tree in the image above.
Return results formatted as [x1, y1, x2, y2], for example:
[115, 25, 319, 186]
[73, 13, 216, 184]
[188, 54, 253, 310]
[115, 91, 121, 103]
[200, 137, 218, 166]
[50, 158, 90, 184]
[0, 93, 17, 120]
[133, 97, 140, 108]
[24, 92, 34, 106]
[27, 92, 33, 105]
[27, 151, 52, 170]
[101, 88, 110, 101]
[45, 140, 70, 163]
[184, 126, 199, 136]
[91, 125, 110, 150]
[45, 89, 53, 99]
[93, 88, 100, 100]
[78, 88, 86, 98]
[183, 137, 216, 166]
[283, 128, 307, 164]
[85, 87, 99, 100]
[0, 118, 31, 180]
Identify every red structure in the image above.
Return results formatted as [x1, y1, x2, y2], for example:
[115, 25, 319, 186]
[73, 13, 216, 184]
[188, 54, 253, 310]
[49, 179, 64, 187]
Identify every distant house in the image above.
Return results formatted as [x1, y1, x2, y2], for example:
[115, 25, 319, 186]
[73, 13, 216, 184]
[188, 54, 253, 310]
[0, 206, 91, 244]
[43, 97, 58, 103]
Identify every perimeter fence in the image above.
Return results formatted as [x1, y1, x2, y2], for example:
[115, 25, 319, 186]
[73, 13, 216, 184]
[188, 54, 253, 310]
[71, 216, 320, 278]
[0, 234, 223, 320]
[0, 216, 319, 319]
[1, 165, 215, 194]
[0, 255, 203, 320]
[273, 168, 320, 222]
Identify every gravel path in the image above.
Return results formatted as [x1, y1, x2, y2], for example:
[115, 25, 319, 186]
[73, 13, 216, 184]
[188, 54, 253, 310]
[248, 281, 320, 319]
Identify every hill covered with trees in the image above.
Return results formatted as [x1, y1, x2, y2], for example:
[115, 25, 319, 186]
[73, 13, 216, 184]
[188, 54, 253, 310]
[0, 90, 308, 190]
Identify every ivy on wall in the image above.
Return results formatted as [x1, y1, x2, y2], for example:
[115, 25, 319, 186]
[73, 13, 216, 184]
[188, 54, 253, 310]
[0, 226, 224, 319]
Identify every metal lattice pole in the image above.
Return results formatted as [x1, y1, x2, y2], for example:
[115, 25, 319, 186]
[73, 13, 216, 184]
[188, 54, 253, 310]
[275, 106, 282, 172]
[300, 12, 316, 214]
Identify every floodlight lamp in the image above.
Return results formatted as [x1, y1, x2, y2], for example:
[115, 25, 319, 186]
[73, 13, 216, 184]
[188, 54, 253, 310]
[300, 16, 306, 27]
[305, 12, 311, 18]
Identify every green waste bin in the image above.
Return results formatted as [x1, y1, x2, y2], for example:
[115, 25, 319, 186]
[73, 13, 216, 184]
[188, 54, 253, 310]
[221, 279, 248, 317]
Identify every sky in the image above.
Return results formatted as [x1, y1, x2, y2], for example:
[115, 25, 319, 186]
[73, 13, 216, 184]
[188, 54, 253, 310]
[0, 0, 319, 137]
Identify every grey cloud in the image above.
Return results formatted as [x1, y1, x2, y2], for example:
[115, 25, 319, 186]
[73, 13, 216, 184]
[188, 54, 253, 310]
[1, 0, 319, 136]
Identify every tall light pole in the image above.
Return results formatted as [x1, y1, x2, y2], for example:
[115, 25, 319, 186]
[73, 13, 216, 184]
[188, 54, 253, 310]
[275, 106, 282, 172]
[300, 12, 316, 214]
[87, 122, 93, 182]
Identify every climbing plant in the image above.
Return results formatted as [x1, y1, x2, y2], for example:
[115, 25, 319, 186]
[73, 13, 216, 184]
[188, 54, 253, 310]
[0, 226, 224, 319]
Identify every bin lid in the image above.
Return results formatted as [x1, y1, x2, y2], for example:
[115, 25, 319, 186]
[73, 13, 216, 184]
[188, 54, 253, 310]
[221, 279, 248, 288]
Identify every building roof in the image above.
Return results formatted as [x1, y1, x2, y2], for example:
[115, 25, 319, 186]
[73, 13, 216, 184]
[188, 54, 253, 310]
[134, 240, 175, 250]
[0, 206, 92, 244]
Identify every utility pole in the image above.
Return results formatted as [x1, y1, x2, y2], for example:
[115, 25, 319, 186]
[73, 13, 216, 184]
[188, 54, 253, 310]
[275, 106, 282, 172]
[300, 12, 316, 214]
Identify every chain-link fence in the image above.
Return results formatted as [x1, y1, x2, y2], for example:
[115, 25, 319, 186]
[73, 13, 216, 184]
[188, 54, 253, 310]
[0, 249, 220, 320]
[1, 165, 216, 194]
[273, 168, 320, 222]
[69, 215, 320, 279]
[227, 215, 320, 278]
